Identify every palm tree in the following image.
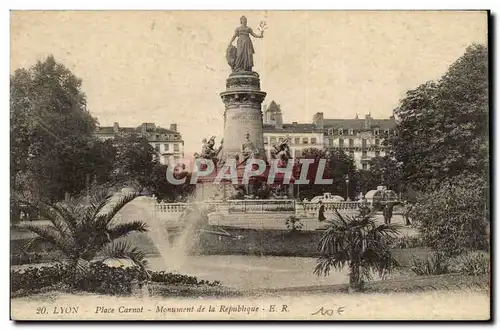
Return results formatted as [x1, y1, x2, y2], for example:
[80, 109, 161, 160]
[314, 207, 401, 293]
[15, 186, 149, 284]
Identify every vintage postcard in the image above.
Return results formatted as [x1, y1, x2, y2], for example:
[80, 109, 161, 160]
[10, 10, 490, 321]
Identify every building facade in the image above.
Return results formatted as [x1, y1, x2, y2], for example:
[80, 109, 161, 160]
[262, 101, 397, 170]
[263, 101, 325, 160]
[94, 122, 184, 167]
[316, 112, 397, 170]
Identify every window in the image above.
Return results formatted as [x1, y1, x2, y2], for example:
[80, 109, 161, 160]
[339, 139, 344, 148]
[294, 137, 300, 144]
[154, 144, 160, 152]
[164, 144, 169, 151]
[174, 144, 179, 152]
[349, 139, 354, 147]
[270, 137, 277, 144]
[375, 150, 380, 157]
[362, 163, 368, 170]
[349, 129, 354, 135]
[278, 137, 283, 143]
[303, 137, 309, 144]
[375, 138, 380, 146]
[295, 149, 302, 158]
[384, 129, 390, 134]
[374, 129, 379, 136]
[327, 129, 333, 136]
[338, 129, 344, 135]
[362, 139, 367, 148]
[349, 150, 355, 158]
[311, 138, 317, 144]
[362, 150, 368, 157]
[263, 137, 268, 145]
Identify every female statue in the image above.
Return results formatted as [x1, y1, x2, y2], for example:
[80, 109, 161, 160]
[228, 16, 264, 72]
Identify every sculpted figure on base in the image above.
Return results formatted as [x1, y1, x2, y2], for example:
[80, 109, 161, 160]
[227, 16, 265, 72]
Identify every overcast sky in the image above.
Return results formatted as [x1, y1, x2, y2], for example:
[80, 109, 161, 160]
[11, 11, 487, 153]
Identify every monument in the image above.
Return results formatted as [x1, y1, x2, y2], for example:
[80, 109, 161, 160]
[195, 16, 295, 200]
[220, 16, 267, 164]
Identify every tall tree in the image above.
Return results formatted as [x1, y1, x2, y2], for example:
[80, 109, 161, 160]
[297, 148, 357, 200]
[367, 156, 403, 192]
[390, 44, 488, 191]
[10, 55, 110, 204]
[110, 134, 156, 189]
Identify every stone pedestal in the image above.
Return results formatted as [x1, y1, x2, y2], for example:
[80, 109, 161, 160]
[220, 72, 267, 162]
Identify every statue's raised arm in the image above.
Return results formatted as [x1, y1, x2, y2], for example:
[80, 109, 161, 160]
[226, 16, 266, 73]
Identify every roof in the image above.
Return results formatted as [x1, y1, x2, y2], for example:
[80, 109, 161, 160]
[95, 126, 179, 136]
[322, 118, 397, 130]
[265, 100, 281, 113]
[263, 123, 323, 133]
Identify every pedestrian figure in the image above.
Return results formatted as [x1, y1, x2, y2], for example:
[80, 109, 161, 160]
[318, 200, 326, 222]
[383, 202, 394, 225]
[403, 201, 413, 226]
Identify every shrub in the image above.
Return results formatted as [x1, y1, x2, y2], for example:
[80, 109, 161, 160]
[74, 262, 148, 295]
[411, 175, 488, 257]
[410, 252, 449, 276]
[150, 271, 220, 287]
[285, 215, 303, 232]
[11, 263, 71, 293]
[410, 251, 491, 276]
[10, 252, 43, 265]
[448, 251, 490, 276]
[11, 262, 221, 296]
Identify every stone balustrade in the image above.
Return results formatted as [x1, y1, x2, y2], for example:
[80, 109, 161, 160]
[154, 199, 361, 215]
[300, 201, 361, 212]
[227, 199, 296, 213]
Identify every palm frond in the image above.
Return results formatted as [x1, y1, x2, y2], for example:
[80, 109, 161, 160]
[86, 188, 114, 221]
[97, 192, 138, 226]
[23, 236, 54, 252]
[98, 240, 149, 278]
[47, 201, 80, 232]
[14, 222, 72, 255]
[107, 221, 148, 240]
[314, 252, 349, 277]
[19, 198, 74, 238]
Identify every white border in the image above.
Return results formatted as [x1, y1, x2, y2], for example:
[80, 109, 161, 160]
[2, 1, 497, 329]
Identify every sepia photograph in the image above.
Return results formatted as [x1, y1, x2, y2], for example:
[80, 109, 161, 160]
[9, 10, 490, 321]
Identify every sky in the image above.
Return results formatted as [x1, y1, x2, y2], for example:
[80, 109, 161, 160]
[10, 11, 487, 153]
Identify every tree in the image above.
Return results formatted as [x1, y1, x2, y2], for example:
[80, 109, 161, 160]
[149, 162, 195, 202]
[314, 208, 401, 292]
[110, 134, 156, 189]
[390, 44, 488, 191]
[297, 148, 357, 200]
[367, 156, 403, 192]
[15, 186, 149, 284]
[410, 174, 489, 257]
[10, 55, 111, 203]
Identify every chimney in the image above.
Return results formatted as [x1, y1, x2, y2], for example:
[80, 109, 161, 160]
[170, 123, 177, 132]
[113, 122, 120, 133]
[292, 121, 298, 125]
[313, 112, 324, 129]
[364, 113, 372, 129]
